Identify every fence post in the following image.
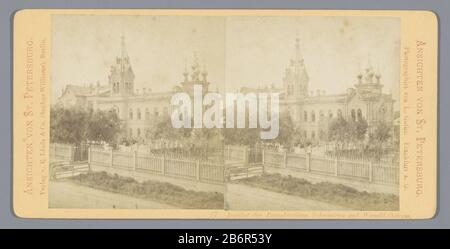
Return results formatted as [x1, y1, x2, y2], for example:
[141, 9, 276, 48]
[69, 146, 74, 162]
[306, 153, 311, 172]
[262, 149, 265, 165]
[133, 150, 137, 172]
[110, 148, 113, 168]
[244, 147, 249, 164]
[161, 154, 166, 175]
[334, 157, 339, 176]
[87, 146, 91, 163]
[196, 160, 200, 181]
[283, 151, 288, 168]
[52, 144, 56, 160]
[223, 167, 227, 182]
[369, 162, 373, 183]
[87, 146, 91, 171]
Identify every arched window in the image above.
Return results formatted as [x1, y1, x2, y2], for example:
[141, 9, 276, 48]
[311, 111, 316, 122]
[312, 131, 316, 139]
[154, 107, 159, 116]
[319, 110, 324, 121]
[379, 106, 386, 121]
[319, 130, 325, 139]
[357, 109, 363, 120]
[304, 111, 308, 122]
[137, 128, 141, 137]
[351, 109, 356, 121]
[129, 108, 133, 120]
[328, 110, 333, 119]
[137, 108, 141, 120]
[145, 108, 150, 120]
[111, 106, 119, 116]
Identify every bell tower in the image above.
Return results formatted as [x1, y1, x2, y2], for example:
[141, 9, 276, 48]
[109, 35, 135, 97]
[283, 38, 309, 99]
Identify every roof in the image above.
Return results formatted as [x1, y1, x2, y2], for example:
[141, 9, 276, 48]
[63, 84, 110, 97]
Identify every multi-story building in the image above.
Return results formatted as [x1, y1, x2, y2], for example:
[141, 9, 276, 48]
[57, 36, 209, 141]
[279, 38, 395, 141]
[57, 36, 395, 142]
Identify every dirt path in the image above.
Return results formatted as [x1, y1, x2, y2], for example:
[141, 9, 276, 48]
[50, 180, 349, 211]
[225, 183, 350, 211]
[49, 180, 176, 209]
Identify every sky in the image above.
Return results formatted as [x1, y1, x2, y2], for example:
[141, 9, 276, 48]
[52, 15, 400, 105]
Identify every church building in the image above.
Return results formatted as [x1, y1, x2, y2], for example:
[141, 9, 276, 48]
[278, 38, 395, 141]
[57, 36, 395, 143]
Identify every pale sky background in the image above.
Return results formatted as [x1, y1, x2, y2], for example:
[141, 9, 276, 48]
[52, 15, 400, 105]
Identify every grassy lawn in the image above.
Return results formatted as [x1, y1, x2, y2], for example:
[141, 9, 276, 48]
[69, 171, 224, 209]
[236, 173, 399, 211]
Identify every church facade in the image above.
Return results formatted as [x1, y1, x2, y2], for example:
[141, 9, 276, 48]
[56, 37, 396, 143]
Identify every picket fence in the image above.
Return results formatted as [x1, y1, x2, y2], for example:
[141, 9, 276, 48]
[50, 143, 398, 186]
[262, 150, 399, 185]
[50, 143, 73, 162]
[89, 148, 225, 184]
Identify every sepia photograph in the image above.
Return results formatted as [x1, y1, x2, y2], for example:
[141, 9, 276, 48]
[49, 14, 400, 211]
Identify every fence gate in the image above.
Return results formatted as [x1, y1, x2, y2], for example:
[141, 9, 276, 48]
[73, 144, 89, 162]
[50, 161, 89, 180]
[248, 147, 263, 164]
[226, 164, 264, 181]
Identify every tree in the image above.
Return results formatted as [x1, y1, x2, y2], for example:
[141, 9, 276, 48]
[50, 106, 122, 145]
[86, 109, 122, 144]
[347, 117, 368, 142]
[291, 126, 306, 146]
[372, 122, 391, 146]
[223, 127, 260, 146]
[328, 115, 368, 151]
[50, 107, 89, 144]
[328, 116, 349, 146]
[189, 128, 223, 156]
[146, 113, 190, 142]
[273, 110, 296, 148]
[222, 105, 260, 146]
